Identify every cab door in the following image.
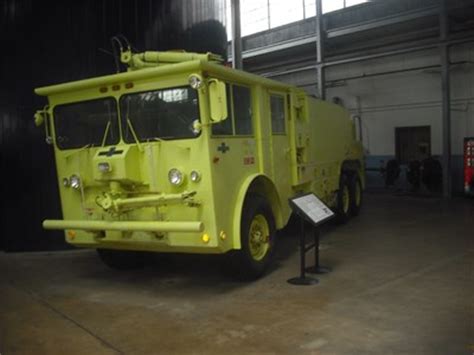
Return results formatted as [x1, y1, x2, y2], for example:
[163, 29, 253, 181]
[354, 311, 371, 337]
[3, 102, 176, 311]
[268, 91, 292, 203]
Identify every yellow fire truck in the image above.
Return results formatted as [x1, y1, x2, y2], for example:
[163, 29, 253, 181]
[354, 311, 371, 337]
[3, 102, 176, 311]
[34, 48, 364, 279]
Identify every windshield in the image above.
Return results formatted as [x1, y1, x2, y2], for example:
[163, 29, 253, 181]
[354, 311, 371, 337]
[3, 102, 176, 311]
[54, 98, 119, 150]
[120, 86, 200, 142]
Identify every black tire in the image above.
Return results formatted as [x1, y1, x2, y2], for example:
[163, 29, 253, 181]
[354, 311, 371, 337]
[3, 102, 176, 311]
[349, 173, 363, 216]
[228, 194, 276, 280]
[97, 249, 147, 270]
[335, 174, 351, 224]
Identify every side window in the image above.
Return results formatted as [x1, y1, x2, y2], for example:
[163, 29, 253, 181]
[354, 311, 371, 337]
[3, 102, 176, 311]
[270, 95, 285, 134]
[233, 85, 253, 135]
[212, 85, 233, 135]
[212, 83, 253, 136]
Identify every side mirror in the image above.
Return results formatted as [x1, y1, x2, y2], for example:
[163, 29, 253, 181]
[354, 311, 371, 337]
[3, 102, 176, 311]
[208, 79, 228, 123]
[34, 108, 53, 145]
[34, 111, 45, 126]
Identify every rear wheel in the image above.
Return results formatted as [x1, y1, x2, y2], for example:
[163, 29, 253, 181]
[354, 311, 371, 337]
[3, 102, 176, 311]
[97, 249, 147, 270]
[349, 174, 363, 216]
[228, 194, 276, 280]
[335, 174, 351, 224]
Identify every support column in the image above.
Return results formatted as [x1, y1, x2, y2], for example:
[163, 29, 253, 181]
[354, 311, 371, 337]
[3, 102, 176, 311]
[440, 0, 451, 197]
[315, 0, 325, 99]
[231, 0, 243, 70]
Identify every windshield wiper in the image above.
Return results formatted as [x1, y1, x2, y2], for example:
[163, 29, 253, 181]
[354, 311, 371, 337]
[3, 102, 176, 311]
[101, 121, 111, 147]
[147, 137, 163, 143]
[126, 117, 143, 151]
[148, 136, 174, 142]
[64, 144, 91, 159]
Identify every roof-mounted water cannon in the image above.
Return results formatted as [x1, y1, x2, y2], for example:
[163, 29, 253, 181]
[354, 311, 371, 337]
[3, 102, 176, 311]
[120, 48, 223, 71]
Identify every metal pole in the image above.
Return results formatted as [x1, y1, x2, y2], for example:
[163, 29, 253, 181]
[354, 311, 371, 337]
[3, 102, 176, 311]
[315, 0, 325, 99]
[267, 0, 271, 29]
[314, 227, 320, 268]
[287, 216, 318, 285]
[231, 0, 243, 70]
[440, 0, 451, 197]
[299, 217, 306, 278]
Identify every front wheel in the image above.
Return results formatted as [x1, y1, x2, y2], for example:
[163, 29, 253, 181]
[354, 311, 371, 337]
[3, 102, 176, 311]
[228, 194, 276, 280]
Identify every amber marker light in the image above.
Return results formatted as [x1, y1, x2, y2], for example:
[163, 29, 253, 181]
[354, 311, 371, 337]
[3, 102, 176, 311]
[202, 234, 210, 244]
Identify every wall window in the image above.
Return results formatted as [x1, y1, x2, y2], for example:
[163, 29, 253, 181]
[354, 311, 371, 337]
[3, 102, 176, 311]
[241, 0, 269, 37]
[269, 0, 304, 29]
[226, 0, 369, 39]
[270, 94, 286, 134]
[212, 84, 253, 136]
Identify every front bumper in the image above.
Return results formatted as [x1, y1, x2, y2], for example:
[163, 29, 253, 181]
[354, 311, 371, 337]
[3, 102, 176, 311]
[43, 219, 204, 233]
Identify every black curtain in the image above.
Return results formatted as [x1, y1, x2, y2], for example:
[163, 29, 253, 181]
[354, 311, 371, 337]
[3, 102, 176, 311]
[0, 0, 227, 251]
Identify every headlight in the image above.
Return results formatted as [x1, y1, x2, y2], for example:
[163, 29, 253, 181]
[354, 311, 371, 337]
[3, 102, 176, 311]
[70, 175, 81, 190]
[62, 178, 70, 187]
[191, 120, 202, 135]
[98, 162, 111, 173]
[168, 169, 184, 186]
[188, 74, 203, 90]
[190, 170, 201, 182]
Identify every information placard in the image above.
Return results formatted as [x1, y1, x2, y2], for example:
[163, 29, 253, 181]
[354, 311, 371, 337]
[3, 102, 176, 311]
[289, 193, 334, 227]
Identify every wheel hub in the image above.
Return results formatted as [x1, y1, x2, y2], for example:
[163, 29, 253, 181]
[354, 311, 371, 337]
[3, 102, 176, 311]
[248, 214, 270, 261]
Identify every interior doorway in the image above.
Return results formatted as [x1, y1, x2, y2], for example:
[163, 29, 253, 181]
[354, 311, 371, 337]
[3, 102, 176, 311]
[395, 126, 431, 163]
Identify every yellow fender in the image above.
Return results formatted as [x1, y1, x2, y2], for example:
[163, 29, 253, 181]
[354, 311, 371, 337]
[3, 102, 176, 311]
[232, 173, 284, 249]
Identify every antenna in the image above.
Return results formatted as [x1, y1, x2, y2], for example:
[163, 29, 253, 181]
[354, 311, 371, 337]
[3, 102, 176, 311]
[110, 35, 131, 73]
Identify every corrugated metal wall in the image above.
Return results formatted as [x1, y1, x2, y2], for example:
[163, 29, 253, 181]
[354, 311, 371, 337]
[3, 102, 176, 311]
[0, 0, 226, 251]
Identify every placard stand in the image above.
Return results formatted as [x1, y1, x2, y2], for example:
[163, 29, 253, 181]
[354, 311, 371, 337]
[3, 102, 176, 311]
[287, 193, 334, 286]
[287, 218, 319, 285]
[305, 228, 332, 274]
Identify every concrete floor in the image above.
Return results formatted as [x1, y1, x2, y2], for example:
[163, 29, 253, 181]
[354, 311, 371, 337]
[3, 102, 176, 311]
[0, 194, 473, 355]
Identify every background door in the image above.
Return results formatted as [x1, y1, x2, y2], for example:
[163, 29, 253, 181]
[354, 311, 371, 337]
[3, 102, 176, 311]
[396, 126, 431, 163]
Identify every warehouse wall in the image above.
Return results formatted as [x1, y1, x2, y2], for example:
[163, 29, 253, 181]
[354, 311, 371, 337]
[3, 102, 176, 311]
[269, 42, 474, 192]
